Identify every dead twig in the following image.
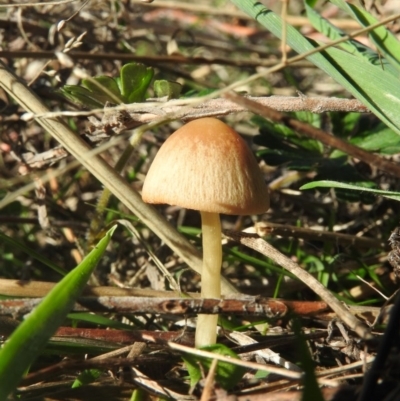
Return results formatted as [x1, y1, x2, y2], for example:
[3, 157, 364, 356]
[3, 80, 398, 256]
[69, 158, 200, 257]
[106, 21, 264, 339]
[224, 230, 372, 340]
[0, 296, 285, 317]
[0, 50, 312, 69]
[24, 95, 369, 123]
[0, 295, 329, 318]
[251, 222, 383, 249]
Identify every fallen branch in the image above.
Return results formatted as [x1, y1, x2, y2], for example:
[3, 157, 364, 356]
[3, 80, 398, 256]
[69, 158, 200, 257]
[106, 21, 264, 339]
[251, 222, 383, 249]
[0, 295, 328, 317]
[224, 230, 372, 340]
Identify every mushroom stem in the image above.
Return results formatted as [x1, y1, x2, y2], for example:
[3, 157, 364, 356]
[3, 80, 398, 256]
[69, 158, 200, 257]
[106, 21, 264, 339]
[195, 211, 222, 348]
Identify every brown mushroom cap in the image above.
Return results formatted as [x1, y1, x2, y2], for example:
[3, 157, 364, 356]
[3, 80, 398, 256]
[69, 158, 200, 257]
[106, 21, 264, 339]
[142, 118, 269, 215]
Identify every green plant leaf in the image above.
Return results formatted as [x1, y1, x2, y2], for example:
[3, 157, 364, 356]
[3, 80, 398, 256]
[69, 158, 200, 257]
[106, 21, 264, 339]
[82, 76, 125, 104]
[153, 79, 182, 99]
[305, 4, 397, 75]
[119, 63, 154, 103]
[60, 85, 106, 108]
[291, 319, 324, 401]
[60, 63, 154, 107]
[300, 180, 400, 201]
[182, 344, 245, 390]
[67, 312, 134, 330]
[230, 0, 400, 135]
[328, 0, 400, 70]
[72, 369, 102, 388]
[0, 225, 117, 400]
[350, 125, 400, 154]
[0, 231, 67, 276]
[253, 115, 324, 154]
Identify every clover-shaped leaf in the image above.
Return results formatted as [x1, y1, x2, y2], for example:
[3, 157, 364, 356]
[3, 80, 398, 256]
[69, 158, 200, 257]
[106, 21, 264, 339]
[118, 63, 154, 103]
[60, 63, 154, 108]
[182, 344, 245, 390]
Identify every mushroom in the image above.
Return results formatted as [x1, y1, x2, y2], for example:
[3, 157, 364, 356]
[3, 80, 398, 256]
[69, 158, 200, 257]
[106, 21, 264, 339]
[142, 118, 269, 347]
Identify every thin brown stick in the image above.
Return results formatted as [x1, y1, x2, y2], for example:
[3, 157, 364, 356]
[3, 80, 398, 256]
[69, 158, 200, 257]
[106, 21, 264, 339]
[224, 230, 372, 340]
[252, 222, 383, 249]
[0, 296, 329, 317]
[0, 0, 78, 7]
[119, 95, 369, 128]
[0, 278, 186, 298]
[169, 342, 303, 379]
[26, 95, 370, 121]
[200, 359, 218, 401]
[0, 50, 312, 68]
[0, 296, 284, 316]
[225, 92, 400, 179]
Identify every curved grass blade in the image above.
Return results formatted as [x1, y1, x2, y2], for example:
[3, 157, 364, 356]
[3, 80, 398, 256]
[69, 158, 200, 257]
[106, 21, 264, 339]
[0, 225, 117, 400]
[0, 231, 67, 276]
[300, 180, 400, 201]
[230, 0, 400, 134]
[329, 0, 400, 70]
[305, 4, 398, 76]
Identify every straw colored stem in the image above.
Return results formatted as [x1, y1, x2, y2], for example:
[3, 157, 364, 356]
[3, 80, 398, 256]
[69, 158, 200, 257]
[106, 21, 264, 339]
[195, 211, 222, 347]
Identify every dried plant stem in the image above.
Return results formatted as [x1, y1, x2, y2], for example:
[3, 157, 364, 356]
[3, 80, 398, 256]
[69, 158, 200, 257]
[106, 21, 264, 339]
[170, 342, 303, 379]
[224, 230, 372, 340]
[0, 296, 290, 317]
[0, 49, 313, 69]
[252, 222, 383, 249]
[23, 95, 370, 122]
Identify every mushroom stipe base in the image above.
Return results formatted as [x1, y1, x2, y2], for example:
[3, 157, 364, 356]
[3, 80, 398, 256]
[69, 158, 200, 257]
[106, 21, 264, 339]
[195, 211, 222, 348]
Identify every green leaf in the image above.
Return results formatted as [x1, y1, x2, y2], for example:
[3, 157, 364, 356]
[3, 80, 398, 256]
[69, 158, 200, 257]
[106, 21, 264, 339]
[60, 85, 106, 108]
[305, 0, 318, 6]
[253, 115, 323, 154]
[82, 76, 125, 104]
[182, 344, 245, 390]
[119, 63, 154, 103]
[0, 226, 117, 400]
[258, 148, 325, 170]
[154, 80, 182, 99]
[305, 4, 397, 75]
[72, 369, 102, 388]
[230, 0, 400, 135]
[291, 319, 324, 401]
[0, 231, 67, 276]
[350, 126, 400, 155]
[60, 63, 154, 107]
[329, 0, 400, 70]
[67, 312, 134, 330]
[300, 180, 400, 201]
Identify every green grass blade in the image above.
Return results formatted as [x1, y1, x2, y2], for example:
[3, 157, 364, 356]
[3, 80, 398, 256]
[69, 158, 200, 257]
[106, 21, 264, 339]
[0, 231, 67, 276]
[0, 225, 117, 400]
[329, 0, 400, 69]
[305, 4, 398, 76]
[300, 180, 400, 201]
[230, 0, 400, 134]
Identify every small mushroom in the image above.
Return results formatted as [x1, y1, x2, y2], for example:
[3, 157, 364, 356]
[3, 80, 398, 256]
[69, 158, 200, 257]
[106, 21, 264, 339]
[142, 118, 269, 347]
